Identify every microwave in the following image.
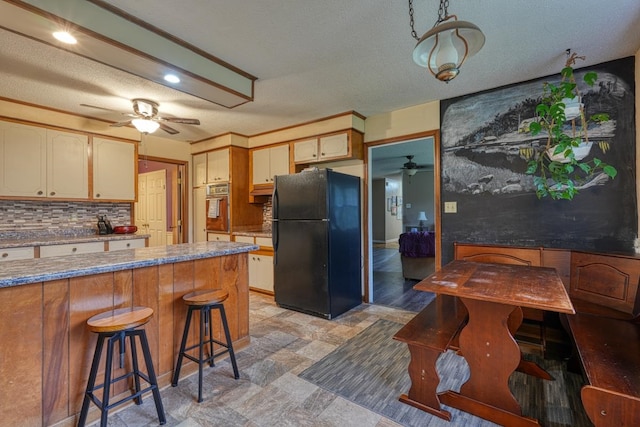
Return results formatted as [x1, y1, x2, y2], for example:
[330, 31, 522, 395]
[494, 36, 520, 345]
[206, 182, 229, 197]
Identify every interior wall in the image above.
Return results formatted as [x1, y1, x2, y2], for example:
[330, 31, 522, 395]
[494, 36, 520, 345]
[371, 179, 386, 242]
[402, 171, 435, 231]
[384, 175, 403, 241]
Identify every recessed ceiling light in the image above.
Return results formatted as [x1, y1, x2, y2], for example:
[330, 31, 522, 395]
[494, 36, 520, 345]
[52, 31, 77, 44]
[164, 74, 180, 84]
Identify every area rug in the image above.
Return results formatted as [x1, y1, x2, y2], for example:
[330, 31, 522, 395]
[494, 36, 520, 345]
[299, 319, 591, 427]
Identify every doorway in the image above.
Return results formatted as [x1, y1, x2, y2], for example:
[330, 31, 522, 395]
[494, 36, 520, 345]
[365, 132, 441, 310]
[136, 157, 188, 246]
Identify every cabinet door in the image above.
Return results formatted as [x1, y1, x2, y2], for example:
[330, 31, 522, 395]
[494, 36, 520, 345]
[207, 232, 231, 242]
[193, 187, 207, 242]
[269, 145, 290, 180]
[207, 148, 229, 182]
[252, 148, 271, 185]
[0, 121, 46, 197]
[249, 253, 274, 292]
[47, 130, 88, 198]
[108, 239, 146, 251]
[40, 241, 105, 258]
[0, 246, 35, 262]
[93, 138, 136, 201]
[193, 153, 207, 186]
[319, 133, 348, 161]
[293, 138, 318, 163]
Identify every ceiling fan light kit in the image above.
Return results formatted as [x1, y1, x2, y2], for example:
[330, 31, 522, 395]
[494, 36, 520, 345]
[132, 118, 160, 134]
[408, 0, 485, 82]
[108, 98, 200, 135]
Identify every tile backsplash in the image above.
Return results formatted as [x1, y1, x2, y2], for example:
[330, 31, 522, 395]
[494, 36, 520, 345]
[0, 200, 131, 238]
[262, 198, 272, 230]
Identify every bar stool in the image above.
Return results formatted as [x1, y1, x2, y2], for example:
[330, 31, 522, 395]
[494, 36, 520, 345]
[78, 306, 166, 427]
[172, 289, 239, 403]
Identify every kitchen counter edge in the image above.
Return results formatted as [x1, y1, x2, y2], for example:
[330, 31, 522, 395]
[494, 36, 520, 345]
[0, 241, 258, 288]
[0, 233, 151, 249]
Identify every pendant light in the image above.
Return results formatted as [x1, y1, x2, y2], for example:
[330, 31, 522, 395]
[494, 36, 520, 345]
[408, 0, 485, 82]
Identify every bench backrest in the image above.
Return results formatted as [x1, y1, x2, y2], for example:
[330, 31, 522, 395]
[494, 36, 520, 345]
[454, 243, 542, 266]
[570, 251, 640, 317]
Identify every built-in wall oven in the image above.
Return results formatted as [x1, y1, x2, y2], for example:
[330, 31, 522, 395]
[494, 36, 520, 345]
[205, 183, 230, 232]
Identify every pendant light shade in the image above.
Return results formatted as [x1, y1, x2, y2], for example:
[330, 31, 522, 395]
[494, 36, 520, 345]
[408, 0, 485, 83]
[132, 118, 160, 134]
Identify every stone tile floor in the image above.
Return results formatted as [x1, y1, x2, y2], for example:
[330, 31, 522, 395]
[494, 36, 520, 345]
[96, 292, 417, 427]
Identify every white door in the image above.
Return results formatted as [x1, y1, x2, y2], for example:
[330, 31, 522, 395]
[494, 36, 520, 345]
[135, 170, 167, 247]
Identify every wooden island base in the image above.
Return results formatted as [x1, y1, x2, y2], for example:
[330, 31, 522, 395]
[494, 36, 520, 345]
[0, 253, 249, 427]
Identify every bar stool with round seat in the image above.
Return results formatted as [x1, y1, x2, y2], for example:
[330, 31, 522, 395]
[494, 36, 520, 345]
[77, 306, 166, 427]
[172, 289, 239, 402]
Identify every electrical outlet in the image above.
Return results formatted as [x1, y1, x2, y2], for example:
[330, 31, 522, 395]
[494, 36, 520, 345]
[406, 203, 412, 209]
[444, 201, 457, 213]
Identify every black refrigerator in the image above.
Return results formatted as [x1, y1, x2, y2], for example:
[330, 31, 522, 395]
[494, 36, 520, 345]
[272, 169, 362, 319]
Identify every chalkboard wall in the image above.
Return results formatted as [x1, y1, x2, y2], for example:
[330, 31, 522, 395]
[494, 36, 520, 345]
[439, 57, 637, 264]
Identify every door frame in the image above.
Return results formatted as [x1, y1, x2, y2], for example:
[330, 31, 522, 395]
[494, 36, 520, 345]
[135, 155, 188, 245]
[363, 130, 442, 303]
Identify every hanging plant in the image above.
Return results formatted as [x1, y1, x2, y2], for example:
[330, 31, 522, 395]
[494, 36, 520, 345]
[525, 52, 617, 200]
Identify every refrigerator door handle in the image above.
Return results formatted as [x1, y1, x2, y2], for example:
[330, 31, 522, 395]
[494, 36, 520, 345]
[272, 220, 279, 262]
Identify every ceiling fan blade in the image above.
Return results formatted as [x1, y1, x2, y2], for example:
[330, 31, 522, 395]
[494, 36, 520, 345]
[158, 122, 179, 135]
[110, 120, 132, 128]
[158, 117, 200, 125]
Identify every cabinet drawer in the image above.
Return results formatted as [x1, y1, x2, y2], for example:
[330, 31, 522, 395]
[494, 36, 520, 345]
[108, 239, 146, 251]
[234, 235, 255, 244]
[255, 237, 273, 248]
[207, 233, 231, 242]
[40, 241, 105, 258]
[0, 246, 35, 262]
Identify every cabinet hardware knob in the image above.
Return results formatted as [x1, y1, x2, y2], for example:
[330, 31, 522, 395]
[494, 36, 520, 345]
[50, 192, 55, 196]
[265, 179, 269, 182]
[2, 253, 8, 258]
[321, 153, 325, 156]
[72, 247, 77, 252]
[37, 190, 43, 195]
[126, 243, 131, 247]
[96, 193, 101, 197]
[313, 154, 317, 157]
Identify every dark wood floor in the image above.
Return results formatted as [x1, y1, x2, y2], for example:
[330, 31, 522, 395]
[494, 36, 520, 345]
[372, 246, 435, 312]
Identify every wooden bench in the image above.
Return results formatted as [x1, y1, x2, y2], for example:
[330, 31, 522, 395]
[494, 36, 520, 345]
[564, 251, 640, 427]
[454, 243, 640, 426]
[393, 294, 468, 420]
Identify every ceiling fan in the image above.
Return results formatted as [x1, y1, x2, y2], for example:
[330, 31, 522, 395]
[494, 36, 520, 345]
[401, 155, 428, 175]
[84, 99, 200, 135]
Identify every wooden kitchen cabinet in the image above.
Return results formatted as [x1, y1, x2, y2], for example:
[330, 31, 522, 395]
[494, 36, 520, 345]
[40, 241, 105, 258]
[293, 130, 363, 164]
[207, 232, 231, 242]
[107, 238, 147, 251]
[248, 252, 274, 293]
[251, 144, 289, 186]
[193, 152, 207, 186]
[207, 148, 230, 182]
[193, 186, 207, 242]
[46, 130, 89, 199]
[0, 122, 89, 199]
[0, 246, 36, 262]
[92, 137, 136, 201]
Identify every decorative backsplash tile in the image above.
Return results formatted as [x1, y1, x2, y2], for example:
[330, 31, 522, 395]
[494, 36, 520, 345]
[0, 200, 131, 238]
[262, 198, 272, 230]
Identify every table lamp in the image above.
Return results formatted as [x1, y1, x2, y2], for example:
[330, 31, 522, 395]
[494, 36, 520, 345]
[417, 211, 427, 231]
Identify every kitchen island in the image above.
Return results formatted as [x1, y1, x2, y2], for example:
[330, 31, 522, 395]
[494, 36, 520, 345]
[0, 241, 257, 427]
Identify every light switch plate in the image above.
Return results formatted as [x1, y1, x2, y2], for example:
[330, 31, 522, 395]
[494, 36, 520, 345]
[406, 203, 412, 209]
[444, 201, 457, 213]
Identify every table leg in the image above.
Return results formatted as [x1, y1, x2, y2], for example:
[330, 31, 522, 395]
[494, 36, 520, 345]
[458, 297, 522, 414]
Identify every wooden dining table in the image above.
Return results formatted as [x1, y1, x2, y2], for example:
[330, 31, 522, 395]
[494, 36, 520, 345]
[414, 260, 575, 427]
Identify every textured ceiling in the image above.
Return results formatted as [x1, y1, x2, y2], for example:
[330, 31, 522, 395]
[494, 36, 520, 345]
[1, 0, 639, 143]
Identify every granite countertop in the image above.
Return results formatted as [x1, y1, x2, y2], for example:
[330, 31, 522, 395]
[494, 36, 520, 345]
[0, 233, 150, 249]
[0, 241, 258, 288]
[232, 226, 272, 238]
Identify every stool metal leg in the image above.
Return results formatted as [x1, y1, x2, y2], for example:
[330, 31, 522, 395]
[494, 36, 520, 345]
[172, 306, 194, 387]
[198, 306, 206, 403]
[129, 333, 143, 405]
[206, 308, 215, 367]
[218, 304, 239, 379]
[78, 334, 106, 427]
[137, 330, 167, 425]
[100, 334, 117, 427]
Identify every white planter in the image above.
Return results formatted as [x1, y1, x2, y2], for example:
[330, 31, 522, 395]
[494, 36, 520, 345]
[562, 96, 583, 121]
[547, 141, 593, 163]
